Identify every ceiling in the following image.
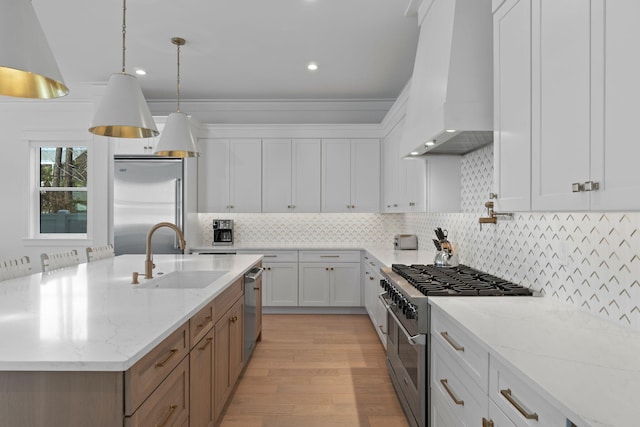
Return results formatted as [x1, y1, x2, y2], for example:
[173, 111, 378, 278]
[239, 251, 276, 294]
[34, 0, 419, 105]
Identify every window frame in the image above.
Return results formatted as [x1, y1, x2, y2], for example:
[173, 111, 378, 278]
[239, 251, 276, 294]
[28, 133, 93, 241]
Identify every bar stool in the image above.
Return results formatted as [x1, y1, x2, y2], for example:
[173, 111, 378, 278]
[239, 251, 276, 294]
[86, 244, 115, 262]
[40, 250, 82, 272]
[0, 256, 32, 280]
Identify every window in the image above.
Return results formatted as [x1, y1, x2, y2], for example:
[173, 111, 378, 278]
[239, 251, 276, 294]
[37, 146, 88, 235]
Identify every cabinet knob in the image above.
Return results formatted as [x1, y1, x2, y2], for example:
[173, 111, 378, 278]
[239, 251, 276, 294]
[572, 183, 584, 192]
[287, 205, 291, 208]
[330, 267, 334, 271]
[351, 205, 355, 208]
[393, 204, 398, 207]
[583, 181, 600, 191]
[325, 267, 329, 271]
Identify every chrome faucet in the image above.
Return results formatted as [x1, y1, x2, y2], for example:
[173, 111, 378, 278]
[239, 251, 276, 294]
[132, 222, 186, 284]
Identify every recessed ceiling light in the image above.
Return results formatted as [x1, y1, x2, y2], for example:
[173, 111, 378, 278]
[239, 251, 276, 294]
[307, 62, 318, 71]
[425, 140, 435, 146]
[410, 151, 419, 156]
[445, 129, 456, 133]
[134, 68, 146, 76]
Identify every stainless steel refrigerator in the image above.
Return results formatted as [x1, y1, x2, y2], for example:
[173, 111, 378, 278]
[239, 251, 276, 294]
[113, 157, 184, 255]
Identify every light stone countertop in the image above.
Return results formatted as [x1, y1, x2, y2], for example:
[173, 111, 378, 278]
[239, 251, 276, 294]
[429, 297, 640, 427]
[0, 254, 261, 372]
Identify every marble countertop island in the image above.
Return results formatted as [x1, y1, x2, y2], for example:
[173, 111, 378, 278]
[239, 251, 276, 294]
[0, 254, 261, 372]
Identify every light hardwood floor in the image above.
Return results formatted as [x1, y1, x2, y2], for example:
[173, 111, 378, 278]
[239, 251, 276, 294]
[219, 314, 409, 427]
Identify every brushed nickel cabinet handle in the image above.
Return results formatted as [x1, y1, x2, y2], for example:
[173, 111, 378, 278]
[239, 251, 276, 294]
[500, 388, 539, 420]
[157, 404, 178, 427]
[440, 379, 464, 405]
[155, 349, 178, 368]
[320, 255, 340, 258]
[441, 331, 464, 352]
[199, 337, 213, 351]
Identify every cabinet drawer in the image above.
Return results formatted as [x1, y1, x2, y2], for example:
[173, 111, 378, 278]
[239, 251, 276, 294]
[125, 323, 189, 415]
[431, 307, 489, 392]
[489, 357, 566, 426]
[432, 339, 488, 427]
[214, 278, 243, 323]
[189, 301, 214, 349]
[241, 250, 298, 263]
[299, 250, 360, 263]
[125, 356, 189, 427]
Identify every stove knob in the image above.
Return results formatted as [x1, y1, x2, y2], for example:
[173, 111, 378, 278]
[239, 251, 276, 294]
[406, 306, 417, 319]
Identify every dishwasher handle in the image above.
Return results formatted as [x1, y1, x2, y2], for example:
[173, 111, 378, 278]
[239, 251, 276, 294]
[244, 267, 264, 281]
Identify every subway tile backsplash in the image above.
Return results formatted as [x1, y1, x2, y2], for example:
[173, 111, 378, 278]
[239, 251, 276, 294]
[198, 144, 640, 330]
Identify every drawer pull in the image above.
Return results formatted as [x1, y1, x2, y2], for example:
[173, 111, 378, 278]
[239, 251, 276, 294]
[320, 255, 340, 258]
[482, 418, 495, 427]
[230, 315, 238, 322]
[199, 337, 213, 350]
[156, 404, 177, 427]
[263, 255, 277, 258]
[155, 349, 178, 368]
[441, 331, 464, 352]
[196, 316, 212, 329]
[440, 379, 464, 406]
[378, 325, 387, 335]
[500, 388, 539, 421]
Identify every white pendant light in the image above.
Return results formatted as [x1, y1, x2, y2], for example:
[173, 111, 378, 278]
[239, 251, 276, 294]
[89, 0, 158, 138]
[0, 0, 69, 99]
[154, 37, 199, 158]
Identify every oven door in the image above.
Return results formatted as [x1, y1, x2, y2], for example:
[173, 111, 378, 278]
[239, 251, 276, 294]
[383, 298, 427, 427]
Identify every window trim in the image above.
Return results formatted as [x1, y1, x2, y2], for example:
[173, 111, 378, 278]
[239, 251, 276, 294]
[27, 131, 93, 241]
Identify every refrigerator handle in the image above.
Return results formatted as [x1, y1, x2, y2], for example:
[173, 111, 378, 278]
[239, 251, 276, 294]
[175, 178, 183, 250]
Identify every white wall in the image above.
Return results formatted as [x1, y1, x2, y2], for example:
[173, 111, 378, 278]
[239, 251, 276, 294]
[0, 85, 110, 272]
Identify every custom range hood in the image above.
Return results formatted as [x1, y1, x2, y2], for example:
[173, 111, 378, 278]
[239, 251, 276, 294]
[400, 0, 493, 157]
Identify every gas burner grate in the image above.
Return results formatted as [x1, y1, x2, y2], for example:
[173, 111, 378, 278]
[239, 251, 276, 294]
[391, 264, 532, 297]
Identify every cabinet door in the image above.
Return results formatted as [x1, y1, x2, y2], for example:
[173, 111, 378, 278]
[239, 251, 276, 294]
[403, 157, 426, 212]
[493, 0, 532, 211]
[190, 330, 214, 427]
[262, 139, 292, 213]
[113, 137, 157, 155]
[198, 139, 230, 212]
[330, 262, 361, 306]
[291, 139, 321, 212]
[382, 133, 400, 212]
[493, 0, 531, 211]
[298, 263, 331, 306]
[375, 293, 388, 349]
[229, 139, 262, 212]
[531, 0, 591, 210]
[364, 263, 377, 319]
[213, 316, 230, 421]
[487, 400, 517, 427]
[228, 299, 244, 385]
[590, 0, 640, 210]
[350, 139, 380, 213]
[321, 139, 351, 212]
[264, 262, 299, 306]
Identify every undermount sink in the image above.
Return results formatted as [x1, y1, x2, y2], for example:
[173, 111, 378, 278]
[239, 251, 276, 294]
[138, 270, 228, 289]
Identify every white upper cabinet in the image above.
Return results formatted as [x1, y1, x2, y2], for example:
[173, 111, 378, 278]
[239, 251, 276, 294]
[112, 137, 158, 155]
[590, 0, 640, 210]
[531, 0, 591, 210]
[493, 0, 532, 212]
[198, 139, 262, 213]
[263, 139, 321, 213]
[322, 139, 380, 213]
[494, 0, 640, 211]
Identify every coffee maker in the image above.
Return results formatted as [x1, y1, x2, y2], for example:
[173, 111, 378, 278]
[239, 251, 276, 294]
[212, 219, 233, 246]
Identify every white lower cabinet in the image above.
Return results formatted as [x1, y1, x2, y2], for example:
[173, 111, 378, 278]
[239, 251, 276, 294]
[363, 253, 386, 347]
[431, 338, 488, 427]
[263, 262, 298, 306]
[298, 251, 361, 307]
[430, 304, 570, 427]
[489, 357, 566, 427]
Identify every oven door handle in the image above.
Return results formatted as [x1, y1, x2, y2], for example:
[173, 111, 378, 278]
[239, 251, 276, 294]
[382, 296, 426, 346]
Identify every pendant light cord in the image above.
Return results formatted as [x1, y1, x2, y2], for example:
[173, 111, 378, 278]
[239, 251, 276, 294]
[176, 41, 181, 112]
[121, 0, 127, 73]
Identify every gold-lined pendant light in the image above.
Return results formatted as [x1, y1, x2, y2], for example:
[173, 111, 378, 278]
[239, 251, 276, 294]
[154, 37, 199, 158]
[89, 0, 158, 138]
[0, 0, 69, 99]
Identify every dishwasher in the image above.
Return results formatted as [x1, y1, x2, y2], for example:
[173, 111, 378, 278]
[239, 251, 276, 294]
[243, 266, 263, 363]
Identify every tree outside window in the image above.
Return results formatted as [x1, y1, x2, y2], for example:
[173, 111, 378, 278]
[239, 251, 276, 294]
[39, 147, 88, 234]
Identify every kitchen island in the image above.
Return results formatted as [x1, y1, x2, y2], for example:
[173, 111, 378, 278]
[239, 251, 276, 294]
[0, 254, 262, 427]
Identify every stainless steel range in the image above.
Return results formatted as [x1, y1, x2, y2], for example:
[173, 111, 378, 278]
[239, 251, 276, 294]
[380, 264, 533, 427]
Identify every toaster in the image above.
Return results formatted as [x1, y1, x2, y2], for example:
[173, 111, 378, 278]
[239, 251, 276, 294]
[394, 234, 418, 250]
